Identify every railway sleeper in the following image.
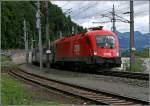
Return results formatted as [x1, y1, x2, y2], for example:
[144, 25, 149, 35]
[9, 69, 149, 105]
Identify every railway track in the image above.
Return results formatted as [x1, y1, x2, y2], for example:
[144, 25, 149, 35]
[32, 62, 149, 80]
[8, 69, 149, 105]
[94, 70, 149, 80]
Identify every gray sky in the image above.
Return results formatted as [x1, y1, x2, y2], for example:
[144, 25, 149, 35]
[51, 0, 149, 33]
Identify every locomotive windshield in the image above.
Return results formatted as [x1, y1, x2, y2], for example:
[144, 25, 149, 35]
[96, 36, 115, 48]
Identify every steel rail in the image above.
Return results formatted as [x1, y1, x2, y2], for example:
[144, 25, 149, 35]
[95, 70, 149, 80]
[8, 69, 149, 105]
[32, 62, 149, 80]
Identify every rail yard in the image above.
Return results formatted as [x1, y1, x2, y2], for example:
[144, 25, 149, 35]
[2, 50, 150, 105]
[8, 66, 148, 105]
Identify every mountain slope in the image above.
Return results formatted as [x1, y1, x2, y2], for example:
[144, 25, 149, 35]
[116, 31, 149, 51]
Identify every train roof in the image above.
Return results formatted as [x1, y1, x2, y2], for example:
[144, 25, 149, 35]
[51, 34, 81, 45]
[86, 29, 115, 36]
[51, 29, 116, 45]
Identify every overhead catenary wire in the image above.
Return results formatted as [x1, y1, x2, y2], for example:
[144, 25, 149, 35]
[76, 3, 130, 26]
[92, 21, 112, 24]
[115, 6, 130, 14]
[62, 1, 88, 15]
[114, 13, 130, 23]
[55, 1, 116, 21]
[71, 1, 98, 18]
[80, 1, 129, 19]
[50, 0, 138, 33]
[51, 0, 130, 22]
[91, 3, 132, 34]
[61, 1, 70, 8]
[78, 8, 112, 19]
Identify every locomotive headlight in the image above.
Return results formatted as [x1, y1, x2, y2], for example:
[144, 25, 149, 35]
[93, 50, 97, 55]
[104, 53, 111, 56]
[116, 52, 119, 56]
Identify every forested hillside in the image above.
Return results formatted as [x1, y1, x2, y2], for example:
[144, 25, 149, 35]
[1, 1, 85, 49]
[135, 48, 149, 58]
[121, 48, 149, 58]
[117, 31, 149, 51]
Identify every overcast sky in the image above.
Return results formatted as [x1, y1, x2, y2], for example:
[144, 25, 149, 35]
[51, 0, 149, 33]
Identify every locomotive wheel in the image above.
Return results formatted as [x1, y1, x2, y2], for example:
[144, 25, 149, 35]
[89, 65, 98, 72]
[116, 64, 121, 67]
[50, 63, 54, 68]
[73, 64, 79, 71]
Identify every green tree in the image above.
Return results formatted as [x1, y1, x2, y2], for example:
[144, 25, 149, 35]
[1, 1, 85, 49]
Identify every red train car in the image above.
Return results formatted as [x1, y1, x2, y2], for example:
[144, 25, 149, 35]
[50, 26, 121, 69]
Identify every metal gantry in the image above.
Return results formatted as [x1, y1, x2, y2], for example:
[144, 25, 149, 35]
[130, 0, 135, 71]
[112, 4, 116, 33]
[23, 19, 29, 64]
[36, 0, 43, 69]
[92, 4, 117, 33]
[92, 1, 135, 71]
[32, 1, 136, 71]
[45, 0, 50, 68]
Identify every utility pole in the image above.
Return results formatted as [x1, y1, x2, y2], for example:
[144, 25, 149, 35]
[72, 26, 75, 35]
[130, 0, 135, 71]
[112, 4, 116, 33]
[75, 26, 78, 34]
[23, 19, 28, 64]
[72, 26, 78, 35]
[36, 0, 43, 69]
[27, 22, 31, 63]
[45, 0, 50, 68]
[93, 4, 117, 33]
[59, 31, 62, 38]
[64, 9, 72, 36]
[149, 0, 150, 71]
[31, 37, 33, 60]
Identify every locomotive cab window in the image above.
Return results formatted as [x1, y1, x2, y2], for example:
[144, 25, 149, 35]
[96, 36, 115, 48]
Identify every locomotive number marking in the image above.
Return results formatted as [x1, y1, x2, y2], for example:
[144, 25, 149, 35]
[104, 53, 111, 56]
[74, 44, 80, 55]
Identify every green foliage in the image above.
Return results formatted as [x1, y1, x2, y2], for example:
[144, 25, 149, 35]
[1, 73, 61, 105]
[1, 1, 86, 49]
[1, 1, 36, 49]
[121, 48, 149, 58]
[0, 55, 12, 70]
[1, 74, 32, 105]
[121, 50, 130, 57]
[126, 58, 145, 72]
[135, 48, 149, 58]
[0, 55, 11, 62]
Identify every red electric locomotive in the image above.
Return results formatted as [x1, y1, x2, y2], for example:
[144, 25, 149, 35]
[50, 26, 121, 69]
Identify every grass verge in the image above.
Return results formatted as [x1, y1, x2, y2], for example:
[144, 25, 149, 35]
[126, 58, 145, 72]
[1, 73, 32, 105]
[1, 73, 61, 105]
[0, 55, 11, 62]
